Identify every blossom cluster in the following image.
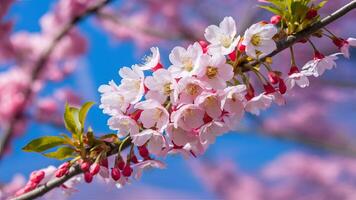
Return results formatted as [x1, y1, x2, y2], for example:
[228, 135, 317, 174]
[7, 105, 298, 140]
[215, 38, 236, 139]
[98, 15, 356, 183]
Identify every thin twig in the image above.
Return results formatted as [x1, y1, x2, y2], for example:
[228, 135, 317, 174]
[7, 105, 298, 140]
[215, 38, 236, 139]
[0, 0, 112, 160]
[9, 1, 356, 200]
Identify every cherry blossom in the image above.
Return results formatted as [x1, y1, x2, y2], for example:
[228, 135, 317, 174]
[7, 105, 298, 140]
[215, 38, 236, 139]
[98, 80, 130, 116]
[204, 16, 240, 56]
[196, 54, 234, 89]
[302, 52, 341, 77]
[145, 69, 177, 104]
[118, 65, 145, 104]
[134, 99, 169, 131]
[173, 76, 206, 104]
[245, 93, 273, 115]
[108, 115, 140, 137]
[171, 104, 205, 131]
[199, 120, 227, 147]
[131, 129, 166, 155]
[242, 22, 277, 58]
[334, 37, 356, 58]
[138, 47, 161, 70]
[168, 42, 203, 78]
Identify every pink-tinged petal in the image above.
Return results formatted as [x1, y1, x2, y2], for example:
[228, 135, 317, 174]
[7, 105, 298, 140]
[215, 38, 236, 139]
[131, 129, 153, 146]
[218, 63, 234, 81]
[140, 109, 157, 128]
[347, 38, 356, 46]
[219, 16, 236, 37]
[204, 25, 221, 44]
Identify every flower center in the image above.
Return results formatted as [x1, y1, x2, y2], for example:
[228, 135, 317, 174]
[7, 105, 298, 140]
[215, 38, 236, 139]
[204, 96, 216, 107]
[163, 83, 172, 95]
[220, 36, 232, 48]
[134, 80, 141, 90]
[251, 34, 261, 46]
[186, 84, 199, 95]
[206, 66, 218, 79]
[183, 59, 194, 72]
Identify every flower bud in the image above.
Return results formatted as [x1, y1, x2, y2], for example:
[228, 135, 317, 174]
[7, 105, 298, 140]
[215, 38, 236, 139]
[80, 161, 91, 172]
[84, 172, 93, 183]
[111, 168, 121, 181]
[122, 164, 133, 177]
[270, 15, 281, 25]
[116, 159, 125, 170]
[30, 171, 45, 184]
[131, 155, 139, 164]
[89, 163, 100, 175]
[23, 181, 37, 192]
[332, 37, 347, 48]
[55, 168, 68, 178]
[306, 8, 318, 20]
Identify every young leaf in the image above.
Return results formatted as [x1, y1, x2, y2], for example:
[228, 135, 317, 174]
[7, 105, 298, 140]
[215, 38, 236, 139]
[43, 146, 76, 160]
[64, 103, 81, 135]
[23, 136, 66, 152]
[79, 101, 95, 129]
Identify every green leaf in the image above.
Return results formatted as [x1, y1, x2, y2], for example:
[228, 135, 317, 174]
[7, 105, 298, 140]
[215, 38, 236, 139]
[64, 103, 81, 135]
[79, 102, 95, 129]
[23, 136, 66, 152]
[316, 0, 328, 9]
[43, 146, 75, 160]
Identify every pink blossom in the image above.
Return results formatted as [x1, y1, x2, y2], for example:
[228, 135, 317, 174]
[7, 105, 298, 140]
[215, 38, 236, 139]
[145, 69, 177, 104]
[302, 52, 342, 77]
[171, 104, 205, 131]
[196, 54, 234, 90]
[135, 99, 169, 131]
[245, 93, 273, 115]
[108, 115, 140, 137]
[195, 92, 222, 119]
[118, 65, 145, 104]
[168, 42, 203, 78]
[173, 77, 206, 104]
[133, 159, 166, 180]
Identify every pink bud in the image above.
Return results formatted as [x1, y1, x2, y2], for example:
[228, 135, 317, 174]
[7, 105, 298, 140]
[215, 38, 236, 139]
[111, 168, 121, 181]
[55, 168, 68, 178]
[24, 181, 37, 192]
[84, 172, 93, 183]
[58, 162, 70, 170]
[270, 15, 281, 24]
[122, 164, 133, 177]
[80, 161, 91, 172]
[89, 163, 100, 175]
[30, 171, 45, 184]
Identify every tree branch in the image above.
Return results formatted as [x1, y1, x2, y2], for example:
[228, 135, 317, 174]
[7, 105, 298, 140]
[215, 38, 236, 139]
[0, 0, 113, 160]
[242, 0, 356, 71]
[9, 1, 356, 200]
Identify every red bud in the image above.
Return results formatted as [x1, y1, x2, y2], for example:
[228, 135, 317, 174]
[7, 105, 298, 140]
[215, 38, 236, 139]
[122, 164, 133, 177]
[270, 15, 281, 24]
[138, 146, 149, 158]
[306, 8, 318, 20]
[80, 161, 91, 172]
[111, 168, 121, 181]
[84, 172, 93, 183]
[89, 163, 100, 175]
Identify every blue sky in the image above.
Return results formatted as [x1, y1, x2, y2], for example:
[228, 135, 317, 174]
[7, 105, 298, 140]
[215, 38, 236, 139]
[0, 1, 314, 198]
